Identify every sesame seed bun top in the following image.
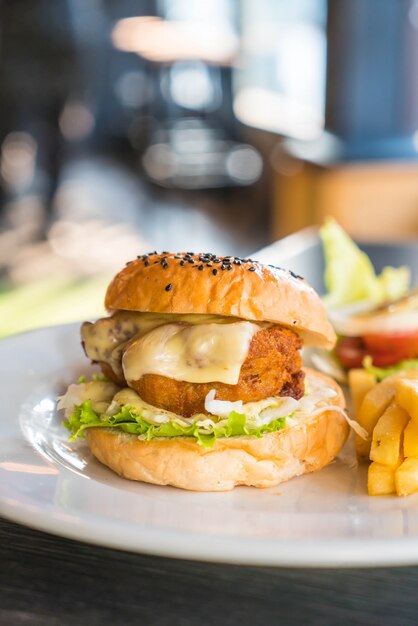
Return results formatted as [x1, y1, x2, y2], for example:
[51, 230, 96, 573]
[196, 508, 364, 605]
[104, 252, 336, 349]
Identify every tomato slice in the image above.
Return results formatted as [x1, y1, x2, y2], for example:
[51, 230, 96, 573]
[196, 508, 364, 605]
[363, 332, 418, 359]
[335, 337, 367, 369]
[365, 350, 407, 367]
[336, 330, 418, 369]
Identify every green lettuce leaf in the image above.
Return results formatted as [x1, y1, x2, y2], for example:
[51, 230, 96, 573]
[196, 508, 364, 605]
[363, 355, 418, 382]
[320, 218, 410, 308]
[76, 374, 108, 384]
[64, 401, 288, 449]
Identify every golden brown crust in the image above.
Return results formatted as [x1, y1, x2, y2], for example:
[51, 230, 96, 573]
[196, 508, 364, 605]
[99, 362, 121, 385]
[130, 326, 304, 416]
[86, 369, 348, 491]
[104, 253, 336, 349]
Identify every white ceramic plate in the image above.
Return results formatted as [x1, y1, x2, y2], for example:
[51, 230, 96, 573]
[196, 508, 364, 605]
[2, 323, 418, 568]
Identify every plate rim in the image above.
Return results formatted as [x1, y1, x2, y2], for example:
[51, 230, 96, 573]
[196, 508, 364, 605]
[3, 494, 418, 568]
[3, 322, 418, 568]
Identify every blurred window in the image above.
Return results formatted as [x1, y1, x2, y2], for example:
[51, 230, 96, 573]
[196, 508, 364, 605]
[234, 0, 327, 140]
[166, 62, 221, 112]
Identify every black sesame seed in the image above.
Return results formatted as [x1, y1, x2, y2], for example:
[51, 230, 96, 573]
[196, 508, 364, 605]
[174, 255, 182, 259]
[289, 270, 303, 280]
[165, 283, 173, 292]
[144, 260, 150, 267]
[248, 267, 256, 272]
[188, 258, 195, 264]
[162, 263, 168, 269]
[186, 251, 194, 255]
[214, 259, 221, 263]
[162, 251, 169, 254]
[180, 260, 186, 266]
[234, 260, 241, 265]
[198, 264, 204, 271]
[227, 265, 232, 270]
[212, 269, 218, 276]
[293, 320, 297, 324]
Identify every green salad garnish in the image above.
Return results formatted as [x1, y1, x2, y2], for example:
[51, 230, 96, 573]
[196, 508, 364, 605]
[363, 356, 418, 382]
[320, 218, 410, 308]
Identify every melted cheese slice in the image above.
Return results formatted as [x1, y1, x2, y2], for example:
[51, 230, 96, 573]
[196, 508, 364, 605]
[81, 311, 243, 378]
[122, 321, 260, 384]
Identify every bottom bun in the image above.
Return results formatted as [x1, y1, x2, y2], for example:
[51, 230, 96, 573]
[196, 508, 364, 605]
[87, 369, 348, 491]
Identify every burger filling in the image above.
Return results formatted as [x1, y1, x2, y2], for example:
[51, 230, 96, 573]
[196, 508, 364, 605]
[60, 374, 345, 448]
[329, 293, 418, 375]
[61, 310, 341, 446]
[81, 311, 305, 417]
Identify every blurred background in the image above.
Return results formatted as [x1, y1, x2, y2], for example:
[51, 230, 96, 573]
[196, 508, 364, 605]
[2, 0, 418, 336]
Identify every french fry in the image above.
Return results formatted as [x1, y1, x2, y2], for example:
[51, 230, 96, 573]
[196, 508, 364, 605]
[396, 458, 418, 496]
[403, 419, 418, 457]
[369, 404, 409, 466]
[356, 378, 397, 458]
[348, 369, 376, 417]
[395, 378, 418, 424]
[368, 461, 398, 496]
[356, 371, 418, 459]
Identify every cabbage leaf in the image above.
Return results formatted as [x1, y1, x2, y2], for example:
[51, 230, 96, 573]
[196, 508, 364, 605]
[320, 219, 410, 308]
[363, 356, 418, 382]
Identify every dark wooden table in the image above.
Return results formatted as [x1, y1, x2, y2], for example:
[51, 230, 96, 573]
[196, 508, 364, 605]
[2, 516, 418, 626]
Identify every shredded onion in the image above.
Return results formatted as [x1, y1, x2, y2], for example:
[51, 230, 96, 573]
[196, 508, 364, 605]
[57, 381, 119, 418]
[309, 405, 368, 439]
[61, 377, 368, 440]
[307, 348, 347, 384]
[259, 398, 299, 422]
[204, 390, 243, 417]
[329, 297, 418, 337]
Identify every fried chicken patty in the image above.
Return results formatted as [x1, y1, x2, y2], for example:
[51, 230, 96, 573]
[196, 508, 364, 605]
[100, 325, 304, 417]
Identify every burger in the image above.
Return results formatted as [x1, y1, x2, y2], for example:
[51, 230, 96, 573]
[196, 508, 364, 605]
[317, 217, 416, 381]
[331, 290, 418, 375]
[59, 252, 350, 491]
